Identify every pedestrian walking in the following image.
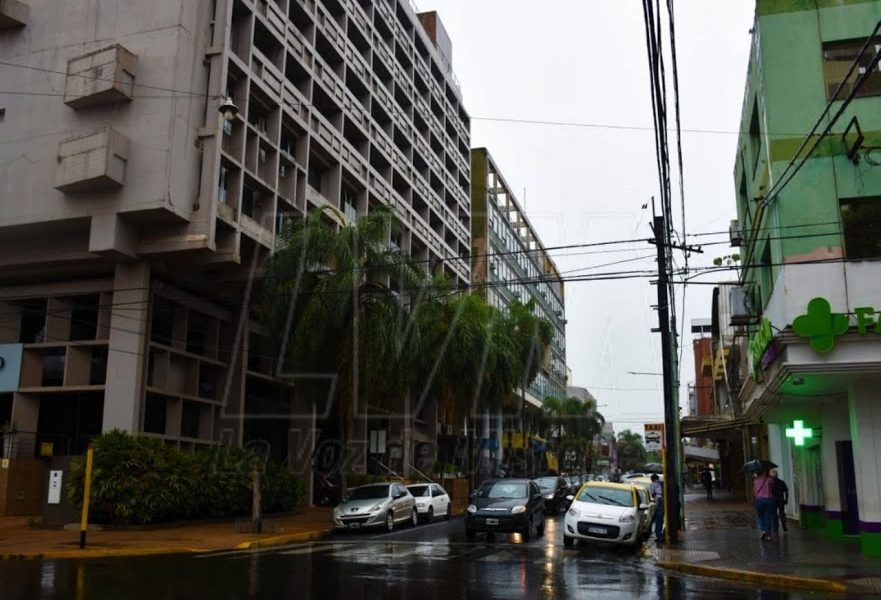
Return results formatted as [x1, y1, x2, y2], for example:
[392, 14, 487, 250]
[754, 469, 775, 541]
[770, 469, 789, 533]
[650, 474, 664, 543]
[700, 467, 713, 501]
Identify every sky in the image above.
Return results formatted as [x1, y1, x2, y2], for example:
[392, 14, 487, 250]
[420, 1, 755, 436]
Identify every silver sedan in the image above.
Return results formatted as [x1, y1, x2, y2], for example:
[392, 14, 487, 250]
[333, 482, 417, 532]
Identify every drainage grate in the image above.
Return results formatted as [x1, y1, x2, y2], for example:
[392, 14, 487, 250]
[849, 577, 881, 593]
[652, 548, 721, 563]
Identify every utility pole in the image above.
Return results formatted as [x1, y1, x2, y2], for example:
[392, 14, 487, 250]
[650, 214, 686, 544]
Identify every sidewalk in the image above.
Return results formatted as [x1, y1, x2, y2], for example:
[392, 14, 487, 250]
[0, 507, 333, 560]
[649, 491, 881, 595]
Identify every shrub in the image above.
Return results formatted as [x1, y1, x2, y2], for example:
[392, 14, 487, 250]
[67, 430, 303, 525]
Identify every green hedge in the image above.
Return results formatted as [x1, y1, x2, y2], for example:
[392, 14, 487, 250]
[67, 430, 304, 525]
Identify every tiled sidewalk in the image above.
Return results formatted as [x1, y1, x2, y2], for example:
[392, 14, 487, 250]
[650, 492, 881, 594]
[0, 507, 333, 560]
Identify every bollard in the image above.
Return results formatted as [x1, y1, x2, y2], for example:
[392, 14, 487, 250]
[79, 445, 94, 549]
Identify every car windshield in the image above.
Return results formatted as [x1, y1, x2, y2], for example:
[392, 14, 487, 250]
[577, 487, 635, 507]
[534, 477, 557, 489]
[347, 485, 390, 500]
[408, 485, 430, 497]
[477, 482, 528, 499]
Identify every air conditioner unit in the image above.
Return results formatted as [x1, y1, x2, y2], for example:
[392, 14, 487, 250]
[729, 219, 743, 247]
[729, 286, 757, 326]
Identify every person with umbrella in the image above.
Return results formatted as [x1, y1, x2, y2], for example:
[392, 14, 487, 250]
[745, 459, 777, 541]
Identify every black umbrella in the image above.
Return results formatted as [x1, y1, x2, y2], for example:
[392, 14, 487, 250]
[742, 459, 777, 473]
[641, 463, 664, 474]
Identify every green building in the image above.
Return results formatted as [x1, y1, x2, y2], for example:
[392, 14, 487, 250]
[730, 0, 881, 556]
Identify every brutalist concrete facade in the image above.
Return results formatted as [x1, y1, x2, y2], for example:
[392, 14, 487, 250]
[0, 0, 470, 494]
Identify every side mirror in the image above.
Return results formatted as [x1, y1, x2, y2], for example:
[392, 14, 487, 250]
[565, 495, 574, 502]
[639, 503, 649, 511]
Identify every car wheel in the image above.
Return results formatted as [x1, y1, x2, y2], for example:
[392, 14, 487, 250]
[465, 528, 476, 541]
[426, 506, 434, 523]
[444, 503, 451, 520]
[410, 508, 418, 527]
[386, 511, 395, 532]
[563, 534, 575, 547]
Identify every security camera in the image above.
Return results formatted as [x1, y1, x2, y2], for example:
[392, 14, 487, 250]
[219, 96, 239, 121]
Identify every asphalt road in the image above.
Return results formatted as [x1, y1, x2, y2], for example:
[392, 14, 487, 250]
[0, 515, 864, 599]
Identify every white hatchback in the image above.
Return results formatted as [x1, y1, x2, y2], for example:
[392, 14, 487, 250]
[563, 482, 649, 549]
[407, 483, 452, 523]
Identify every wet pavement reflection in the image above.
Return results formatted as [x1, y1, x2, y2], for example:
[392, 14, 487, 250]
[0, 516, 870, 599]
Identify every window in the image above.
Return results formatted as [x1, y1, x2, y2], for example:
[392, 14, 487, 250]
[749, 99, 762, 174]
[822, 39, 881, 99]
[841, 196, 881, 259]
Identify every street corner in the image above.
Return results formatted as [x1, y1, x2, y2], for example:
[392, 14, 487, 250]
[235, 528, 334, 551]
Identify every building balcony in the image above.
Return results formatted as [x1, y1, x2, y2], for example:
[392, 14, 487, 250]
[0, 0, 28, 30]
[55, 128, 129, 193]
[64, 44, 138, 109]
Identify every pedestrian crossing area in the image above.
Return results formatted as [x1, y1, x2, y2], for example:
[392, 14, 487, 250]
[196, 539, 638, 568]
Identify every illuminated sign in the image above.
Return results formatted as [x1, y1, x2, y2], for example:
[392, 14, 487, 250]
[793, 297, 881, 353]
[785, 420, 814, 447]
[748, 318, 775, 379]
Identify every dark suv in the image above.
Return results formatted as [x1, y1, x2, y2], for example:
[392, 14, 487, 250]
[534, 475, 569, 514]
[465, 479, 545, 541]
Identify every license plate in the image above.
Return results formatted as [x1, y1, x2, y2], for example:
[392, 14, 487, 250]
[348, 523, 361, 529]
[588, 526, 607, 535]
[486, 518, 499, 526]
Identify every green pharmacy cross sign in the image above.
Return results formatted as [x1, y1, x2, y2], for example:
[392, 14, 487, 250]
[793, 297, 881, 353]
[785, 420, 814, 446]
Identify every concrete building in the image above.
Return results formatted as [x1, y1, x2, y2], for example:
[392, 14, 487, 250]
[0, 0, 470, 496]
[468, 148, 567, 476]
[724, 0, 881, 555]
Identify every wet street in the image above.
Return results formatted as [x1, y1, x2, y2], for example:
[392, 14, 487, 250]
[1, 514, 870, 599]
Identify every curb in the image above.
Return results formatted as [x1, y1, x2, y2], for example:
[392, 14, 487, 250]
[657, 561, 849, 594]
[0, 528, 333, 561]
[235, 528, 332, 550]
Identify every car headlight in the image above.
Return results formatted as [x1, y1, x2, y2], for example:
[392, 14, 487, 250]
[467, 504, 478, 514]
[368, 503, 383, 513]
[544, 494, 554, 500]
[333, 507, 341, 516]
[511, 505, 527, 514]
[619, 514, 636, 524]
[568, 507, 581, 518]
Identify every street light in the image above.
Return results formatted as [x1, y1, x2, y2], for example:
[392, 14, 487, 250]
[218, 96, 239, 121]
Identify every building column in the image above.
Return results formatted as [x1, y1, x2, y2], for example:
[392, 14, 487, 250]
[819, 399, 850, 540]
[102, 262, 150, 432]
[849, 379, 881, 557]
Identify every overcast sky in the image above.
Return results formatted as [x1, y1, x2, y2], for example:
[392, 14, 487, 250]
[421, 1, 755, 436]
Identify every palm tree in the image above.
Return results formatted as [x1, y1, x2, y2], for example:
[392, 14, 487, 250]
[262, 206, 425, 490]
[616, 429, 648, 472]
[543, 396, 606, 473]
[506, 300, 552, 476]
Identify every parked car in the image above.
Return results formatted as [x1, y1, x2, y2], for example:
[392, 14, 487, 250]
[407, 483, 452, 523]
[534, 475, 570, 514]
[629, 482, 655, 540]
[621, 472, 646, 481]
[465, 479, 545, 541]
[333, 483, 417, 532]
[563, 482, 650, 549]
